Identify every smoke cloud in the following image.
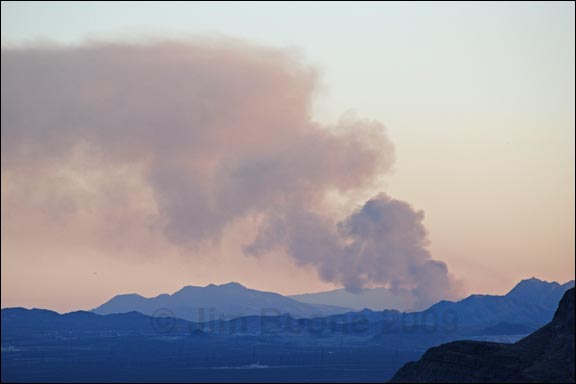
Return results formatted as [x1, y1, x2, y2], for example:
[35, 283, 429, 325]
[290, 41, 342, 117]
[1, 39, 455, 308]
[246, 194, 453, 308]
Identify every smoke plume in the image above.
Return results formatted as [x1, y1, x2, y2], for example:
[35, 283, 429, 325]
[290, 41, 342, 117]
[1, 39, 455, 307]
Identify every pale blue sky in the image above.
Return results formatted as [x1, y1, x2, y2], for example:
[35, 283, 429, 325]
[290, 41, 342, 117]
[2, 2, 574, 304]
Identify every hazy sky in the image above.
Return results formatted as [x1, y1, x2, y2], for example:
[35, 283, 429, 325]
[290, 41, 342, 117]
[1, 1, 574, 312]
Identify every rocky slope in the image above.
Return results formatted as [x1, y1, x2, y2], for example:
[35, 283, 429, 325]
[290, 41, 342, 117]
[389, 287, 575, 383]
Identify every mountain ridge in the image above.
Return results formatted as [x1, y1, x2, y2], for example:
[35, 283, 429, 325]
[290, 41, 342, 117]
[289, 278, 575, 313]
[92, 281, 353, 321]
[415, 278, 575, 327]
[389, 287, 575, 383]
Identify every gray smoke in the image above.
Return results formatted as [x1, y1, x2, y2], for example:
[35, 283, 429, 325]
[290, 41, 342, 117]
[246, 193, 453, 308]
[1, 39, 456, 307]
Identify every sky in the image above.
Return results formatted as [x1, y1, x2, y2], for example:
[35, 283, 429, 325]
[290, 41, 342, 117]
[1, 1, 574, 312]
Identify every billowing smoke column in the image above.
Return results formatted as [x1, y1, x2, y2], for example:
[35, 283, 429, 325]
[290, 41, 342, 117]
[245, 194, 452, 308]
[1, 39, 454, 307]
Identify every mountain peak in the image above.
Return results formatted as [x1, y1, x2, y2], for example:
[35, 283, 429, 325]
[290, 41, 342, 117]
[519, 277, 547, 285]
[219, 282, 246, 289]
[92, 282, 351, 320]
[504, 277, 570, 309]
[507, 277, 556, 295]
[203, 282, 245, 289]
[524, 276, 541, 282]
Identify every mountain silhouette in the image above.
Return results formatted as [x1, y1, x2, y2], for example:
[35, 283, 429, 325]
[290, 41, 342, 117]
[417, 278, 574, 327]
[290, 286, 417, 311]
[92, 282, 352, 321]
[389, 287, 575, 383]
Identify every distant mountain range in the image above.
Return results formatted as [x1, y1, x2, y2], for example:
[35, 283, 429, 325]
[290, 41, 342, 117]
[290, 277, 575, 313]
[4, 277, 572, 339]
[92, 282, 352, 321]
[2, 277, 574, 382]
[289, 287, 417, 311]
[92, 277, 574, 326]
[389, 287, 575, 383]
[418, 277, 574, 327]
[1, 308, 195, 341]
